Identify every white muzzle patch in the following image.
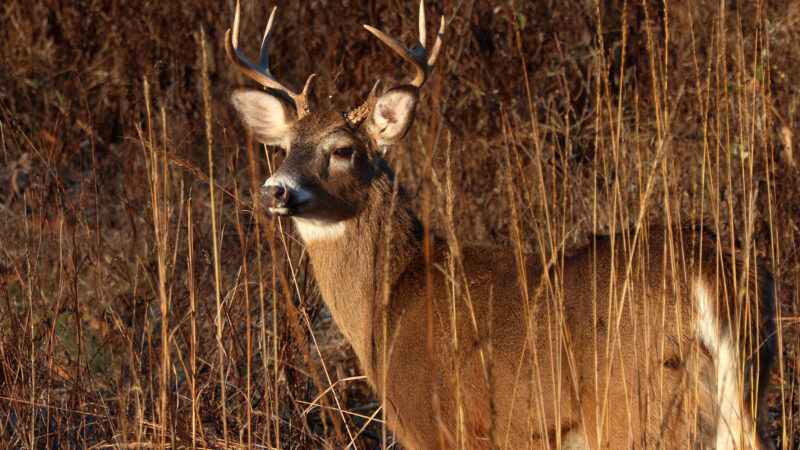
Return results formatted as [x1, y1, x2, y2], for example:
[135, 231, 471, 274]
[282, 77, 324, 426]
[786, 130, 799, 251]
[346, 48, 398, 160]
[262, 174, 312, 213]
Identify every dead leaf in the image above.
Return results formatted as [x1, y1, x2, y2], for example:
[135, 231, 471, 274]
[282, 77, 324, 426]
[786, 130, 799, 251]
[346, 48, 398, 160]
[781, 126, 795, 168]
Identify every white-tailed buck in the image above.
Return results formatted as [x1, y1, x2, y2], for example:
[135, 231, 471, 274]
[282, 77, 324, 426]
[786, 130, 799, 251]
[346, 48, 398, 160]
[227, 1, 777, 448]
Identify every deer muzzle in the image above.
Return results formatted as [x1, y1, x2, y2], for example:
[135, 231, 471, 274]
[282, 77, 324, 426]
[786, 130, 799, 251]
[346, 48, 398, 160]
[259, 175, 312, 216]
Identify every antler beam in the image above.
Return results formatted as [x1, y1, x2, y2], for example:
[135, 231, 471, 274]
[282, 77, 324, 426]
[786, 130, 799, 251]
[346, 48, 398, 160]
[364, 0, 445, 88]
[225, 0, 316, 117]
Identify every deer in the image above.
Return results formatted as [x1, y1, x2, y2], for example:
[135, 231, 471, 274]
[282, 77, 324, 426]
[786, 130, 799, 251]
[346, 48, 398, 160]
[225, 1, 777, 448]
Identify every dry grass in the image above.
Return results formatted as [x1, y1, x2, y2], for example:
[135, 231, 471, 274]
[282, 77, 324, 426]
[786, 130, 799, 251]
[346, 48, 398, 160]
[1, 0, 799, 447]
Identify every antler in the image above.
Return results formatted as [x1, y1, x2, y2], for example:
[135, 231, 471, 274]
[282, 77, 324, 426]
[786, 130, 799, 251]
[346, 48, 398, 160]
[225, 0, 316, 117]
[363, 0, 445, 88]
[344, 81, 381, 127]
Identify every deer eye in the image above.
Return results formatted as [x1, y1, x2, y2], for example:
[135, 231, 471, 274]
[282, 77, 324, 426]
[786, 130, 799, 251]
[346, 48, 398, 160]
[332, 146, 354, 159]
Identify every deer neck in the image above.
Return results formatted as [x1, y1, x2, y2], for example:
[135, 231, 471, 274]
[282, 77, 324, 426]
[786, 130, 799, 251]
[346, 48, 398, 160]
[292, 169, 420, 379]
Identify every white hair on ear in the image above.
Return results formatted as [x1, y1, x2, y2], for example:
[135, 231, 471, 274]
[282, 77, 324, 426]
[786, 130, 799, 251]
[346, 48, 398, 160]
[368, 88, 417, 147]
[231, 90, 292, 146]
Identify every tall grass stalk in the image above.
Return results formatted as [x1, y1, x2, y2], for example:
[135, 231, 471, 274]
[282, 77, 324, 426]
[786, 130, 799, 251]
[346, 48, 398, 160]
[1, 0, 796, 447]
[200, 28, 228, 446]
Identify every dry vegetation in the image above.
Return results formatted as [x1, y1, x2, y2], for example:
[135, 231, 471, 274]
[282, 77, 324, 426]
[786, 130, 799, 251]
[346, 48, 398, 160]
[1, 0, 799, 447]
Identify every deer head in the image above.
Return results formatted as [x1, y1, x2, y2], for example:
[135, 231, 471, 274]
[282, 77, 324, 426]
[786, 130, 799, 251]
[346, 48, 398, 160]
[227, 0, 444, 235]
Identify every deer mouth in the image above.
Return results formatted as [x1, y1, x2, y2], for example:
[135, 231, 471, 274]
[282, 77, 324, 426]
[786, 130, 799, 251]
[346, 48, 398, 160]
[267, 202, 307, 216]
[266, 194, 313, 216]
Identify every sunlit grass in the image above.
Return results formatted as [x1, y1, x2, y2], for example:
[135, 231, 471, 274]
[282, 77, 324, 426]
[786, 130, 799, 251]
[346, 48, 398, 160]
[0, 0, 797, 447]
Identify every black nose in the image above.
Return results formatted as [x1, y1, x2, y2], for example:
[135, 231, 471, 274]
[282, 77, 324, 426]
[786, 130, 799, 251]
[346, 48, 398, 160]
[260, 184, 288, 208]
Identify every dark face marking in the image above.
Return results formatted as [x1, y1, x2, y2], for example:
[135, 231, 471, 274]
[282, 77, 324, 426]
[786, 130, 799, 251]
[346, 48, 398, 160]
[263, 110, 384, 221]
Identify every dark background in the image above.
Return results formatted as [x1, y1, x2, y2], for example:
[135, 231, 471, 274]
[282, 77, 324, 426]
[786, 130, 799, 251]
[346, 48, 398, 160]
[1, 0, 799, 447]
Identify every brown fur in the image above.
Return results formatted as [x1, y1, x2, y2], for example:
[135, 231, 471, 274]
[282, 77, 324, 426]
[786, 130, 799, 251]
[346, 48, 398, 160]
[226, 4, 776, 445]
[232, 81, 775, 450]
[300, 164, 775, 448]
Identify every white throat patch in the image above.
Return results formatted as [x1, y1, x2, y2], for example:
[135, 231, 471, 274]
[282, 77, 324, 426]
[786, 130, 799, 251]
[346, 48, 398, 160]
[293, 217, 346, 243]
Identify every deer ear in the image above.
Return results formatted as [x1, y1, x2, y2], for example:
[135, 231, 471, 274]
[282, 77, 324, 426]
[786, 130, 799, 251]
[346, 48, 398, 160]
[366, 86, 419, 148]
[231, 89, 297, 146]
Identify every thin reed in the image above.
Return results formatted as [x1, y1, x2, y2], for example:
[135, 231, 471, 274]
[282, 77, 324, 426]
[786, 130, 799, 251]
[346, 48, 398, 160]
[0, 0, 798, 447]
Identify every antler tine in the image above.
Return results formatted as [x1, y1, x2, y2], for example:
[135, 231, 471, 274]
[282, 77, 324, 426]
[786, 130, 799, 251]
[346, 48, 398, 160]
[258, 6, 276, 68]
[418, 0, 426, 50]
[364, 0, 445, 88]
[428, 16, 445, 67]
[231, 0, 241, 49]
[225, 0, 316, 117]
[345, 80, 382, 127]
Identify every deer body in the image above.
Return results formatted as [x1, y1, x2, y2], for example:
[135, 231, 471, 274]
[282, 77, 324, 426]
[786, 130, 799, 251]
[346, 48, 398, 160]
[226, 2, 776, 448]
[297, 160, 774, 449]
